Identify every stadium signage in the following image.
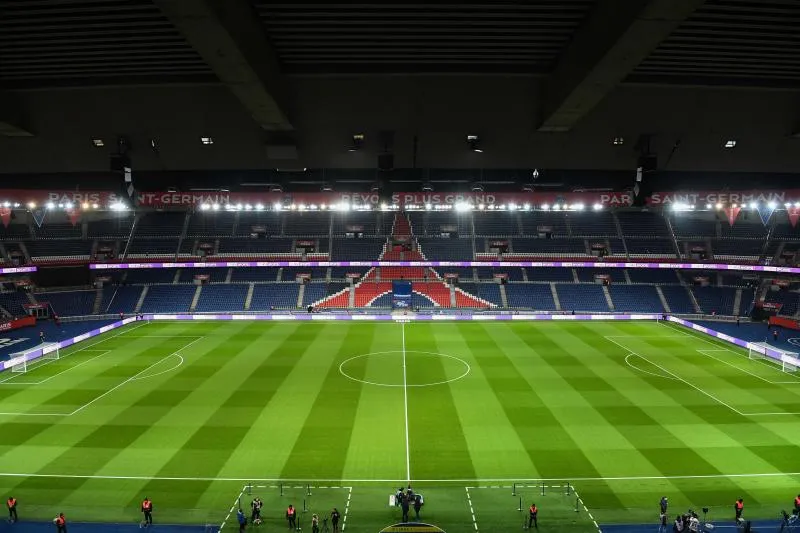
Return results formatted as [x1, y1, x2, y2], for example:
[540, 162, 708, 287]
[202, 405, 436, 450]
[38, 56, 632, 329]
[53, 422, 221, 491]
[647, 190, 797, 205]
[2, 189, 800, 208]
[0, 316, 35, 333]
[90, 260, 800, 274]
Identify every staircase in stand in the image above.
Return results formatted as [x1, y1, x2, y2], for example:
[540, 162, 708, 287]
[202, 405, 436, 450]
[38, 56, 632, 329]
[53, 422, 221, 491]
[314, 213, 492, 308]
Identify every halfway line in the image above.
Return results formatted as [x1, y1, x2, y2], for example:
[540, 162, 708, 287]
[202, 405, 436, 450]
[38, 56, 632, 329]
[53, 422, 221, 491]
[401, 321, 411, 482]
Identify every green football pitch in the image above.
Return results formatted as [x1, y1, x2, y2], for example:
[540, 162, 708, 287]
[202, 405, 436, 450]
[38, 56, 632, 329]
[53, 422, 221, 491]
[2, 319, 800, 532]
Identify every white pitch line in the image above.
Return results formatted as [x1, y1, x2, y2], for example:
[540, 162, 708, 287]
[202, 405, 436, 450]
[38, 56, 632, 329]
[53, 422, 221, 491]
[401, 321, 411, 482]
[465, 487, 479, 532]
[0, 321, 148, 385]
[624, 353, 679, 381]
[0, 350, 112, 386]
[69, 336, 203, 416]
[4, 471, 800, 483]
[604, 335, 745, 415]
[342, 487, 352, 532]
[660, 321, 800, 381]
[695, 349, 794, 386]
[219, 484, 248, 531]
[573, 488, 602, 533]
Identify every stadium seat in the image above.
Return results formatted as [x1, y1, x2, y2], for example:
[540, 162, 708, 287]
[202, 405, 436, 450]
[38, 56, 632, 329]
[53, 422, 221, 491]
[555, 284, 610, 312]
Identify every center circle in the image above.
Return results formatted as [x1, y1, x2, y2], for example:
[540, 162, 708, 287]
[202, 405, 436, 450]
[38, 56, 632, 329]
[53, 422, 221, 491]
[338, 350, 471, 387]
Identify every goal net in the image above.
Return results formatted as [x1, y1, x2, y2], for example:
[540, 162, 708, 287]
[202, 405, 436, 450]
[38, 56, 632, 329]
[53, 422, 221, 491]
[8, 342, 60, 374]
[748, 342, 800, 373]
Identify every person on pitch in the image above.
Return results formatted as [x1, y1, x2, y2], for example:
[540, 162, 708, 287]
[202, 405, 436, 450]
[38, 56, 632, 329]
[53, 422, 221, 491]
[734, 498, 744, 522]
[659, 496, 668, 515]
[54, 513, 67, 533]
[413, 494, 422, 521]
[312, 513, 319, 533]
[250, 497, 263, 523]
[400, 493, 410, 523]
[658, 510, 668, 533]
[39, 331, 45, 343]
[331, 507, 341, 533]
[237, 509, 247, 533]
[7, 496, 18, 523]
[141, 497, 153, 526]
[528, 502, 538, 529]
[286, 504, 297, 530]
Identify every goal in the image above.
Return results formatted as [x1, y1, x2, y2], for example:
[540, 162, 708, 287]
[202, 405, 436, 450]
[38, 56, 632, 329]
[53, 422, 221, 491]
[9, 343, 60, 374]
[748, 342, 800, 373]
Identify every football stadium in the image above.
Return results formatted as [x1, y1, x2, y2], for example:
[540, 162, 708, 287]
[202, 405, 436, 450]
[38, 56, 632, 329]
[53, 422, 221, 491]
[2, 2, 800, 533]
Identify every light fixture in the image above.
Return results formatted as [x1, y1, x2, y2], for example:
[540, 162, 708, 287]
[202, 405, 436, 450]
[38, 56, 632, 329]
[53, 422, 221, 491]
[705, 203, 712, 209]
[593, 203, 603, 211]
[715, 203, 723, 210]
[749, 201, 758, 209]
[541, 204, 550, 211]
[348, 133, 365, 152]
[425, 203, 432, 211]
[466, 134, 483, 153]
[200, 136, 214, 145]
[1, 201, 9, 208]
[612, 137, 624, 146]
[92, 138, 104, 147]
[27, 202, 36, 209]
[768, 201, 777, 210]
[46, 202, 55, 209]
[573, 203, 585, 211]
[724, 139, 737, 148]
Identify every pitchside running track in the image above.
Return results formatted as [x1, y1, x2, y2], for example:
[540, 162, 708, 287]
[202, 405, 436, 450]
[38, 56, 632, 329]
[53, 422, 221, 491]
[1, 319, 800, 532]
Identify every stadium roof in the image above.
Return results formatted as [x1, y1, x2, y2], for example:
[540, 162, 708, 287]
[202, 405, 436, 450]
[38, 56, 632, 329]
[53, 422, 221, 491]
[2, 0, 798, 87]
[1, 0, 799, 175]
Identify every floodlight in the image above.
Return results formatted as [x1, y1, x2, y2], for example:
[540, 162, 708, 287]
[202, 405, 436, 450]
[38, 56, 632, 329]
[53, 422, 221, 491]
[768, 201, 777, 210]
[593, 203, 603, 211]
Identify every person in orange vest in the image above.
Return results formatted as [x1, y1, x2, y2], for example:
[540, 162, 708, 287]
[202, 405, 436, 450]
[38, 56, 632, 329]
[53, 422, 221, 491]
[286, 504, 296, 530]
[794, 494, 800, 515]
[528, 503, 538, 529]
[734, 499, 744, 522]
[7, 496, 17, 523]
[54, 513, 66, 533]
[141, 497, 153, 527]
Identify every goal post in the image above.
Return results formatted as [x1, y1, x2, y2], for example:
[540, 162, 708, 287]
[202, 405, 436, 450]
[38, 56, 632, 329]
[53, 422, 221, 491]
[7, 342, 60, 374]
[748, 342, 800, 373]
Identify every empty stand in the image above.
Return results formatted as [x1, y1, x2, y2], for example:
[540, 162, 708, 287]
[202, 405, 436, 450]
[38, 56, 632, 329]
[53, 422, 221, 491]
[283, 212, 330, 236]
[249, 284, 301, 310]
[100, 286, 143, 314]
[692, 286, 738, 315]
[607, 285, 664, 312]
[37, 290, 96, 316]
[504, 284, 557, 310]
[195, 284, 248, 312]
[659, 285, 696, 314]
[139, 285, 195, 313]
[555, 284, 610, 312]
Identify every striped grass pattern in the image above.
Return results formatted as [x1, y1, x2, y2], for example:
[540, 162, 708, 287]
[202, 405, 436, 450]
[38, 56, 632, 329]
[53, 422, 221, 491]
[1, 320, 800, 531]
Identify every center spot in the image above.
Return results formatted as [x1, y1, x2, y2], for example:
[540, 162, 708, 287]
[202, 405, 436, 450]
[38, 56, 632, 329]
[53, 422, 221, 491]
[339, 350, 471, 387]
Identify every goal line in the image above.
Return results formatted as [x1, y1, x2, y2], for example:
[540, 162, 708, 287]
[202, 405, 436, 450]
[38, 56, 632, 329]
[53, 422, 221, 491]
[748, 342, 800, 374]
[9, 342, 61, 374]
